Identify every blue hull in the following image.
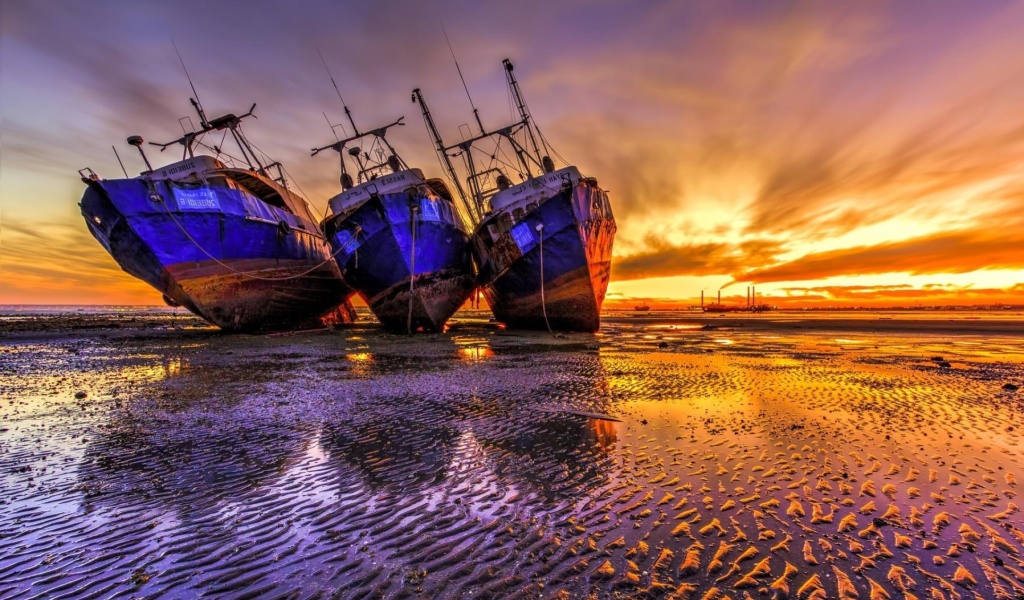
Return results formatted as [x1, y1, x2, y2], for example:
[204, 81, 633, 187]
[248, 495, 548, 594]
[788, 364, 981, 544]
[323, 192, 475, 333]
[80, 178, 355, 331]
[473, 181, 616, 331]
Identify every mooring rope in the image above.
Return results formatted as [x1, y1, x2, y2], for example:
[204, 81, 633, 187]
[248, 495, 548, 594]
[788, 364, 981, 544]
[155, 185, 359, 282]
[407, 203, 419, 334]
[536, 223, 555, 336]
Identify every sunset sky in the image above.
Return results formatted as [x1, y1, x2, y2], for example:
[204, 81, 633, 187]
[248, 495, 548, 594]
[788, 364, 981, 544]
[3, 1, 1024, 308]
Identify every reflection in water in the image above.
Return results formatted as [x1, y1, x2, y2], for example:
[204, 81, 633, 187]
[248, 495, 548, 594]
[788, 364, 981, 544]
[160, 356, 186, 378]
[459, 345, 495, 361]
[345, 352, 375, 379]
[6, 313, 1024, 599]
[318, 404, 618, 502]
[471, 413, 620, 502]
[321, 409, 460, 490]
[78, 408, 307, 514]
[589, 417, 619, 453]
[453, 335, 495, 361]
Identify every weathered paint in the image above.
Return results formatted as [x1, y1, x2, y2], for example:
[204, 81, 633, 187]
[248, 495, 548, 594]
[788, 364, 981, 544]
[165, 257, 355, 331]
[323, 189, 475, 333]
[369, 268, 477, 333]
[80, 176, 355, 332]
[473, 179, 616, 332]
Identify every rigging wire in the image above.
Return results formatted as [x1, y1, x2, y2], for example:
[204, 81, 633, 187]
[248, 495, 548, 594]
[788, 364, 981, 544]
[279, 164, 325, 223]
[215, 130, 229, 158]
[518, 93, 553, 161]
[418, 110, 477, 224]
[193, 139, 247, 167]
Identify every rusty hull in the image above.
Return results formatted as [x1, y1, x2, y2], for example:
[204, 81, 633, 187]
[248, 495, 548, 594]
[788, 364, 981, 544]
[367, 269, 477, 333]
[164, 258, 355, 332]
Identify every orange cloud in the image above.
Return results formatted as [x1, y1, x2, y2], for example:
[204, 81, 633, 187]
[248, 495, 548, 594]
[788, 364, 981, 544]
[741, 230, 1024, 284]
[612, 238, 786, 281]
[0, 218, 160, 305]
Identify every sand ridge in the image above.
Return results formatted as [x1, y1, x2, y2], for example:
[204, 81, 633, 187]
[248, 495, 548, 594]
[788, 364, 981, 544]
[1, 311, 1023, 598]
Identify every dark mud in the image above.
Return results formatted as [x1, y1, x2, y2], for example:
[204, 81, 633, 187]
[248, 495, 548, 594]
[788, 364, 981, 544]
[2, 313, 1024, 599]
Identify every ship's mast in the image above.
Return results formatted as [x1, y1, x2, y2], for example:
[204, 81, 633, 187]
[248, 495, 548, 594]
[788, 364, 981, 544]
[503, 59, 544, 167]
[414, 61, 553, 223]
[412, 88, 479, 223]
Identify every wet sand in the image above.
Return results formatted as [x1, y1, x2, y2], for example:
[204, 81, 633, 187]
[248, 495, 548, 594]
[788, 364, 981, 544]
[2, 310, 1023, 599]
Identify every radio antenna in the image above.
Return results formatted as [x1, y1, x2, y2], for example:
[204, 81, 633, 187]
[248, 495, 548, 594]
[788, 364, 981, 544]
[442, 25, 485, 135]
[171, 38, 208, 129]
[316, 46, 357, 136]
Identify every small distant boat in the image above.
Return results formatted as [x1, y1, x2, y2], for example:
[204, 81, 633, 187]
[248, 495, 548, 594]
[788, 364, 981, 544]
[634, 305, 651, 312]
[314, 113, 475, 333]
[413, 59, 616, 332]
[80, 99, 356, 332]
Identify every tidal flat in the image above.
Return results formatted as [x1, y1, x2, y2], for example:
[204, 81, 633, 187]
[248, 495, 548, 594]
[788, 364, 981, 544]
[2, 309, 1023, 599]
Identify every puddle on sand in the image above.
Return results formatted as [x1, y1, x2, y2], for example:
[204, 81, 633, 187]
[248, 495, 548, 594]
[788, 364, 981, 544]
[0, 322, 1022, 598]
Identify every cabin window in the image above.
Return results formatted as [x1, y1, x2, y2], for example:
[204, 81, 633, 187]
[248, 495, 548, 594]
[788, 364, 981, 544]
[526, 202, 538, 213]
[513, 207, 525, 221]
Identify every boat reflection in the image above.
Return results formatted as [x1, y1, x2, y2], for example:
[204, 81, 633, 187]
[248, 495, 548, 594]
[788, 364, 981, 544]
[469, 411, 619, 502]
[320, 408, 460, 491]
[319, 406, 618, 503]
[453, 335, 495, 361]
[77, 409, 308, 514]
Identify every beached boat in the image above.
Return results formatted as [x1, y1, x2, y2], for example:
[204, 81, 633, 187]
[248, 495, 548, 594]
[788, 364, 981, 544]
[314, 113, 475, 333]
[413, 59, 616, 332]
[79, 99, 356, 332]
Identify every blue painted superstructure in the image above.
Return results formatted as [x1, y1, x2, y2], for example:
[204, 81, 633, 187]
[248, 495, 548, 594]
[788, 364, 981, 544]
[79, 104, 355, 331]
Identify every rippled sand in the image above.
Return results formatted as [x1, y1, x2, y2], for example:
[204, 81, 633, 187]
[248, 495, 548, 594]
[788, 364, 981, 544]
[2, 312, 1023, 599]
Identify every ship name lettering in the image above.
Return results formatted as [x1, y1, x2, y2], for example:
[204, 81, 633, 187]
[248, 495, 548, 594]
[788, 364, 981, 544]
[164, 162, 196, 176]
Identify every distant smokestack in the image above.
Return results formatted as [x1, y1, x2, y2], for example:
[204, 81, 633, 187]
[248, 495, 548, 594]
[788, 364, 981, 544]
[718, 290, 721, 304]
[701, 291, 704, 307]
